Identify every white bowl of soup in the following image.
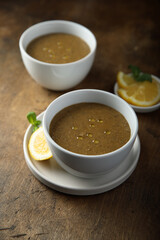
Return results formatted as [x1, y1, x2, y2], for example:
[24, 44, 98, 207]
[19, 20, 96, 90]
[43, 89, 138, 178]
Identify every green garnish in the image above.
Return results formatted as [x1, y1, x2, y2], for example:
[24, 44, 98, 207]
[128, 65, 152, 82]
[27, 112, 41, 132]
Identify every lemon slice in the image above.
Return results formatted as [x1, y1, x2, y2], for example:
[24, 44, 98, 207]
[118, 80, 160, 107]
[117, 71, 135, 88]
[28, 126, 53, 160]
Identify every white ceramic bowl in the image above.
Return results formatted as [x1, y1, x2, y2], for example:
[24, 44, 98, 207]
[19, 20, 96, 91]
[43, 89, 138, 178]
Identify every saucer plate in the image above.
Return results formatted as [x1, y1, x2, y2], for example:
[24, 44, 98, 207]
[23, 112, 140, 195]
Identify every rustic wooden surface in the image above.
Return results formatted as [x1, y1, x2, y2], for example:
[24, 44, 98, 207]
[0, 0, 160, 239]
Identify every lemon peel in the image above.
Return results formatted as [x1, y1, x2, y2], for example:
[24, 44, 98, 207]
[28, 126, 53, 160]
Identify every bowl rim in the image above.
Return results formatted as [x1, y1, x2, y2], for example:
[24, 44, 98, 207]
[43, 89, 138, 159]
[19, 20, 97, 67]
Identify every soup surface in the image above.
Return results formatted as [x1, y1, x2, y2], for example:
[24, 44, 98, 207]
[26, 33, 90, 64]
[49, 103, 131, 155]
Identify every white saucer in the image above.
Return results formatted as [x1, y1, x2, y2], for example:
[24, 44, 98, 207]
[114, 75, 160, 113]
[23, 112, 140, 196]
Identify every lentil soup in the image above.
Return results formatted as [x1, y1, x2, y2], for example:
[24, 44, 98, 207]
[26, 33, 90, 64]
[49, 103, 131, 155]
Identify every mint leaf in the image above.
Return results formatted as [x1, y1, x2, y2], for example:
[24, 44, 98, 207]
[34, 120, 42, 125]
[33, 125, 39, 132]
[136, 73, 152, 82]
[128, 65, 152, 82]
[27, 112, 37, 124]
[27, 112, 41, 132]
[128, 65, 140, 78]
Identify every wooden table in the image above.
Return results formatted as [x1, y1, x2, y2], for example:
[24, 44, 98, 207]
[0, 0, 160, 239]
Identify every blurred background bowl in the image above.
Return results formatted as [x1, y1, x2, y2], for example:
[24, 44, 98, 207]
[19, 20, 97, 91]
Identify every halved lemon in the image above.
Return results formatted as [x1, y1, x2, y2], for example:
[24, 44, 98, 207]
[117, 71, 135, 88]
[28, 126, 53, 160]
[118, 80, 160, 107]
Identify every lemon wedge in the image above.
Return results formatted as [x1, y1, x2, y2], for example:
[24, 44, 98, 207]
[117, 71, 136, 88]
[117, 71, 160, 107]
[28, 126, 53, 160]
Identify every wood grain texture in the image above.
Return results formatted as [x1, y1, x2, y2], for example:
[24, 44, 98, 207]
[0, 0, 160, 239]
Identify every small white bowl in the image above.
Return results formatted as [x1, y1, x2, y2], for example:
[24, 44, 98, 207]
[19, 20, 97, 91]
[114, 75, 160, 113]
[43, 89, 138, 178]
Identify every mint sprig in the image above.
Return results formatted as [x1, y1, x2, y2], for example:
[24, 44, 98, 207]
[27, 112, 41, 132]
[128, 65, 152, 82]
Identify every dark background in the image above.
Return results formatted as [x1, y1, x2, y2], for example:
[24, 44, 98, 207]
[0, 0, 160, 239]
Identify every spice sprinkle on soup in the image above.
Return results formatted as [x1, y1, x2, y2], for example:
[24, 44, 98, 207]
[49, 103, 131, 155]
[26, 33, 90, 64]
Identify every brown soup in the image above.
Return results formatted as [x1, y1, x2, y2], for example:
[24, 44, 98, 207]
[26, 33, 90, 64]
[49, 103, 131, 155]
